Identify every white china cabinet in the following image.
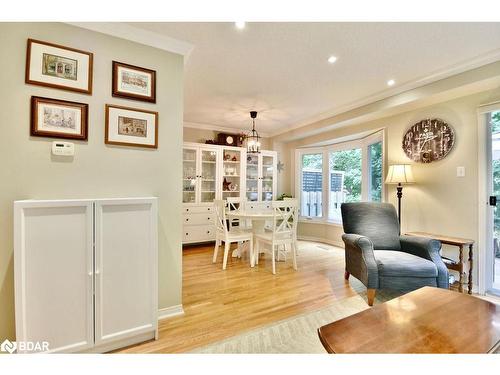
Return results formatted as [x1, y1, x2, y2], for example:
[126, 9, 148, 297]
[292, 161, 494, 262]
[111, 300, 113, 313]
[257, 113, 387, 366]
[182, 142, 277, 244]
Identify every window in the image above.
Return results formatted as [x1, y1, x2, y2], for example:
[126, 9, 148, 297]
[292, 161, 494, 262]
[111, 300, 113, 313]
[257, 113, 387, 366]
[328, 148, 362, 222]
[296, 131, 384, 223]
[300, 153, 323, 218]
[368, 141, 383, 202]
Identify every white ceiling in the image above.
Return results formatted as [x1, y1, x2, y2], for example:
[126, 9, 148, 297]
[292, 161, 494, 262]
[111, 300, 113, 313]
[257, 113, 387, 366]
[131, 22, 500, 136]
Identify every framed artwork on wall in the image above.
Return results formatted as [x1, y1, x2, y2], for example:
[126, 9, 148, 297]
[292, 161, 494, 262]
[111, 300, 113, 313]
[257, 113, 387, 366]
[112, 61, 156, 103]
[25, 39, 93, 94]
[105, 104, 158, 148]
[31, 96, 88, 140]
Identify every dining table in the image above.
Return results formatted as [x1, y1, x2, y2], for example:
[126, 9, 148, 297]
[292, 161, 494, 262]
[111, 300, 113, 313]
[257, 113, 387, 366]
[226, 208, 275, 258]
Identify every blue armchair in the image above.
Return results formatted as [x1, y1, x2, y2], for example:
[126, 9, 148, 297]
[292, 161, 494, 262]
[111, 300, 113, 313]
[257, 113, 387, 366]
[341, 202, 449, 306]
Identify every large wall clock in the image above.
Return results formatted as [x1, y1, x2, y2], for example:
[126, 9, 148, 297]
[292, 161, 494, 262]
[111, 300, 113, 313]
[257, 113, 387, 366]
[402, 118, 455, 163]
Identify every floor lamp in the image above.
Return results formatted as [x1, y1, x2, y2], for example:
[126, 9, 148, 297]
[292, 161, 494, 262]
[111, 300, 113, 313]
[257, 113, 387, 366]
[385, 164, 415, 233]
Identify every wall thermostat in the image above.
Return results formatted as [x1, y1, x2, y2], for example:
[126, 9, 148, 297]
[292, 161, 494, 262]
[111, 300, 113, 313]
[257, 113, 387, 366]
[52, 141, 75, 156]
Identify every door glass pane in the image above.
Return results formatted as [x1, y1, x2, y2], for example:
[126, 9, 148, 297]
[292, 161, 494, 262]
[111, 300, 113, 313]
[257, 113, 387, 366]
[246, 154, 259, 201]
[222, 148, 241, 199]
[328, 148, 362, 222]
[262, 155, 274, 201]
[200, 150, 217, 203]
[491, 111, 500, 290]
[183, 148, 197, 203]
[368, 141, 383, 202]
[301, 154, 323, 218]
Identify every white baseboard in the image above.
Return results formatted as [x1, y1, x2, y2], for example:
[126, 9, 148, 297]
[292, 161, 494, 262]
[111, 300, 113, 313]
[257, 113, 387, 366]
[297, 235, 344, 248]
[158, 304, 184, 321]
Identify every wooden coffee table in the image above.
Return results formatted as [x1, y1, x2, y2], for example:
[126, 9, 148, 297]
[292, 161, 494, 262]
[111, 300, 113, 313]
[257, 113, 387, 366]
[318, 287, 500, 353]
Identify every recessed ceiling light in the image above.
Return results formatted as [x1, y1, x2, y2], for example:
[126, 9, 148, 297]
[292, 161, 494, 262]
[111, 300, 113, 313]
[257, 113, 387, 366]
[235, 22, 246, 30]
[327, 56, 337, 64]
[387, 79, 395, 86]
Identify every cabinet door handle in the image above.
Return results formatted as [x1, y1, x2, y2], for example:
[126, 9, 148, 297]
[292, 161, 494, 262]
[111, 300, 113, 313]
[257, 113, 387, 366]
[185, 232, 189, 236]
[186, 218, 189, 221]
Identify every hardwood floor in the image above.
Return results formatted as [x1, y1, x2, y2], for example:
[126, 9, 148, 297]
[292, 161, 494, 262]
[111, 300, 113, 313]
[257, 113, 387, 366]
[118, 240, 362, 353]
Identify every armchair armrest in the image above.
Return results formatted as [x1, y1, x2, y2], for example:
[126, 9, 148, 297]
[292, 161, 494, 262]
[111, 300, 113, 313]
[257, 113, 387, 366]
[342, 234, 379, 289]
[400, 235, 449, 288]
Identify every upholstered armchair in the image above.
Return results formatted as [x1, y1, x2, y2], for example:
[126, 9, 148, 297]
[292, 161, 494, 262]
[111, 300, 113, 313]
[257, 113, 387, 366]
[341, 202, 449, 306]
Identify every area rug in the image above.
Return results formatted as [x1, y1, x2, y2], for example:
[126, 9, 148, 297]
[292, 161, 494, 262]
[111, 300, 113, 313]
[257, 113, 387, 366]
[191, 290, 401, 354]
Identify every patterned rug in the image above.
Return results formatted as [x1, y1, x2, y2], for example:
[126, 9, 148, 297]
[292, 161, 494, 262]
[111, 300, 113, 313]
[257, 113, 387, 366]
[191, 290, 401, 354]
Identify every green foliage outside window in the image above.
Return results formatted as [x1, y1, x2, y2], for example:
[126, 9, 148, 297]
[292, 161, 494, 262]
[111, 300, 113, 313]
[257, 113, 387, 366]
[369, 142, 383, 201]
[330, 149, 362, 202]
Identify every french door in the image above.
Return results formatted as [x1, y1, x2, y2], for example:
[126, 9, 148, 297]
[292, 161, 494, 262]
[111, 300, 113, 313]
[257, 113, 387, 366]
[484, 109, 500, 295]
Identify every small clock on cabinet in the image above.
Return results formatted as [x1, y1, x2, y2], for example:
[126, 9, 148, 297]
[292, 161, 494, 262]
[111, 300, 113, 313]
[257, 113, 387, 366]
[402, 118, 455, 163]
[217, 133, 236, 146]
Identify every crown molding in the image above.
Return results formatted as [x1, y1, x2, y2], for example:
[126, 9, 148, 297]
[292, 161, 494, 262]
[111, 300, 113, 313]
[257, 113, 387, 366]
[184, 121, 271, 138]
[269, 47, 500, 138]
[66, 22, 194, 62]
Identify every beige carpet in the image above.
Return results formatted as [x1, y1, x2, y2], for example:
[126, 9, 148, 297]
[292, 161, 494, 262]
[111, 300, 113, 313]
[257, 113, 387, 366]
[191, 290, 401, 354]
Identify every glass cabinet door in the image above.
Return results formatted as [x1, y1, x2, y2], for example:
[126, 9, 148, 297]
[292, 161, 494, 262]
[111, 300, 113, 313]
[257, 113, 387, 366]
[246, 153, 259, 201]
[182, 148, 197, 203]
[200, 149, 217, 203]
[222, 148, 242, 200]
[261, 154, 275, 201]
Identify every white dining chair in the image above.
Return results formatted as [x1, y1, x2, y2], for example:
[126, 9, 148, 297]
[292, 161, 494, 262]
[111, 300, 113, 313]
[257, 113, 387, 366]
[213, 199, 254, 270]
[226, 196, 250, 229]
[283, 197, 299, 255]
[254, 199, 299, 274]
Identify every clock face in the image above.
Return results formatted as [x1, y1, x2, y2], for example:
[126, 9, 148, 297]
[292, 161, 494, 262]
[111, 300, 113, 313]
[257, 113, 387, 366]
[402, 118, 455, 163]
[226, 135, 234, 145]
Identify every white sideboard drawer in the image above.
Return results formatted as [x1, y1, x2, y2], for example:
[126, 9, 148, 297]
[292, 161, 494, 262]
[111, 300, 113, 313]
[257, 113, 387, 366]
[183, 205, 214, 214]
[183, 213, 215, 225]
[182, 225, 215, 242]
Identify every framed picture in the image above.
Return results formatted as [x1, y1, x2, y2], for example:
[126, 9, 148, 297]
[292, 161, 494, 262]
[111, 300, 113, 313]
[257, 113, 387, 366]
[31, 96, 88, 140]
[112, 61, 156, 103]
[105, 104, 158, 148]
[26, 39, 93, 94]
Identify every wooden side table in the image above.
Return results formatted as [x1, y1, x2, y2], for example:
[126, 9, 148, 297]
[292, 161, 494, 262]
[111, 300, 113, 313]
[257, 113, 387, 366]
[405, 232, 475, 294]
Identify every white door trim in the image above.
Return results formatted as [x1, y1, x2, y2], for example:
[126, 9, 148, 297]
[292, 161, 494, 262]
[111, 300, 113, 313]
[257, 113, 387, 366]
[477, 105, 500, 295]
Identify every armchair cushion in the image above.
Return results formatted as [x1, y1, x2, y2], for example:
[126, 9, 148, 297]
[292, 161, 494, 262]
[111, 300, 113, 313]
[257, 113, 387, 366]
[375, 250, 438, 278]
[341, 202, 401, 250]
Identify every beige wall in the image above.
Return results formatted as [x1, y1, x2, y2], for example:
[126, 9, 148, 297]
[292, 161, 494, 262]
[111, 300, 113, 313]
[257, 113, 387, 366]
[0, 23, 184, 340]
[273, 88, 500, 286]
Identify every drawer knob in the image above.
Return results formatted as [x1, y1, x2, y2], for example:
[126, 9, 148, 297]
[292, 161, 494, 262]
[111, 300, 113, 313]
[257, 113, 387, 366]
[185, 233, 189, 235]
[186, 218, 189, 221]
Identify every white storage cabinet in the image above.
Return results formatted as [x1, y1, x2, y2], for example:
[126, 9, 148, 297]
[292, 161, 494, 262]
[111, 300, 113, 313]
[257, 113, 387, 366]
[14, 197, 158, 353]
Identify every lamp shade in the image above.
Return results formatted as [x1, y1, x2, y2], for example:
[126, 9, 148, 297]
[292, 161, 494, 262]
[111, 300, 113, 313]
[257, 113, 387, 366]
[385, 164, 415, 184]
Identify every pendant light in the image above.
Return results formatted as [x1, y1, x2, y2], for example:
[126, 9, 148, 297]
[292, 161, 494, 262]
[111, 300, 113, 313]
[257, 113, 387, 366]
[246, 111, 261, 154]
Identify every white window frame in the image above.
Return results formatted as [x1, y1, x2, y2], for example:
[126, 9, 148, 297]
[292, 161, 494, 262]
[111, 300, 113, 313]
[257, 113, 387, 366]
[295, 130, 385, 225]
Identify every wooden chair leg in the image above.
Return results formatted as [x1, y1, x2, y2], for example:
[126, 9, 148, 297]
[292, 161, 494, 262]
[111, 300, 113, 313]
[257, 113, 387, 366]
[271, 245, 276, 275]
[212, 239, 219, 263]
[344, 271, 350, 280]
[291, 242, 298, 270]
[222, 242, 230, 270]
[255, 239, 260, 265]
[249, 238, 254, 268]
[367, 289, 376, 306]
